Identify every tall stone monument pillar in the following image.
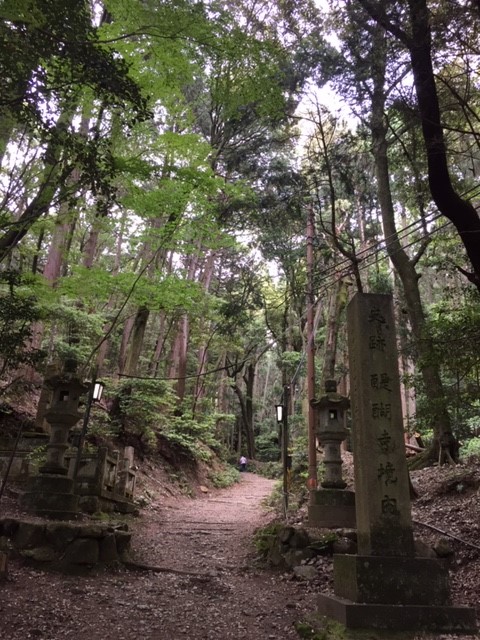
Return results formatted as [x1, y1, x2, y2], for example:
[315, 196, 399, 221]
[348, 296, 414, 556]
[317, 293, 476, 633]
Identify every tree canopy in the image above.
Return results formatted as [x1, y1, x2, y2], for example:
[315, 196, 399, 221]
[1, 0, 480, 468]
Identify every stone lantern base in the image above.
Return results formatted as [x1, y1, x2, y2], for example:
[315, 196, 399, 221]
[308, 488, 356, 528]
[21, 474, 79, 520]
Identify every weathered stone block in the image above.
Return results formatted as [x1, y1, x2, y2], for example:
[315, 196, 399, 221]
[308, 504, 356, 529]
[21, 546, 58, 562]
[332, 537, 357, 555]
[78, 525, 104, 538]
[114, 530, 132, 556]
[63, 538, 99, 565]
[283, 548, 314, 568]
[289, 527, 310, 549]
[334, 554, 451, 606]
[0, 518, 20, 537]
[278, 526, 295, 543]
[293, 565, 317, 580]
[267, 545, 284, 567]
[99, 532, 118, 564]
[24, 474, 74, 494]
[317, 593, 477, 632]
[347, 294, 415, 557]
[310, 489, 355, 507]
[78, 496, 101, 514]
[13, 522, 46, 550]
[45, 523, 78, 550]
[308, 489, 356, 529]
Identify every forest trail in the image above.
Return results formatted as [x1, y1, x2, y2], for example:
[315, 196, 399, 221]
[132, 471, 279, 572]
[0, 472, 319, 640]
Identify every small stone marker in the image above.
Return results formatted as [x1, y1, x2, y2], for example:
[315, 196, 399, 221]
[317, 293, 477, 633]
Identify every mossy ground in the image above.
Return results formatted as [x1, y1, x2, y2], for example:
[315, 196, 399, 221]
[295, 615, 427, 640]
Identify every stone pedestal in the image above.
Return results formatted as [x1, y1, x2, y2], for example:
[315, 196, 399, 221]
[308, 489, 355, 528]
[334, 554, 450, 605]
[317, 294, 477, 633]
[21, 474, 79, 519]
[317, 594, 477, 633]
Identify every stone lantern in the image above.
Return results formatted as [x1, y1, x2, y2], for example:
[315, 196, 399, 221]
[22, 374, 88, 518]
[40, 375, 87, 475]
[308, 379, 356, 528]
[315, 379, 350, 489]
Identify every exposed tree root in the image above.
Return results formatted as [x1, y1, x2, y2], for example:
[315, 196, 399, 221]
[123, 560, 213, 578]
[413, 519, 480, 552]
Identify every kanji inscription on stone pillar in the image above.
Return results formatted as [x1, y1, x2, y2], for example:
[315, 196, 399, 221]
[347, 293, 414, 557]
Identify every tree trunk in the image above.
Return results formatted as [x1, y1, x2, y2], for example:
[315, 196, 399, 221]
[0, 111, 74, 262]
[319, 278, 350, 390]
[192, 252, 217, 413]
[243, 362, 256, 459]
[123, 306, 150, 377]
[168, 252, 200, 404]
[171, 314, 189, 404]
[149, 312, 168, 377]
[359, 0, 480, 290]
[118, 315, 136, 375]
[370, 26, 455, 462]
[407, 0, 480, 291]
[232, 376, 255, 460]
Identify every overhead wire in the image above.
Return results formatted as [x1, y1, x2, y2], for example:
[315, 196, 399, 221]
[277, 218, 451, 401]
[270, 180, 480, 317]
[280, 185, 480, 398]
[265, 210, 444, 314]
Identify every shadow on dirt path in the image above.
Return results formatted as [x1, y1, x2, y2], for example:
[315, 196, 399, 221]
[1, 472, 318, 640]
[132, 471, 278, 572]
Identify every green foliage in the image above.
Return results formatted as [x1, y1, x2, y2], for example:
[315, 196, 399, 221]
[460, 437, 480, 460]
[41, 299, 106, 369]
[208, 464, 239, 488]
[367, 270, 393, 294]
[253, 521, 284, 557]
[164, 470, 195, 497]
[166, 411, 219, 459]
[0, 271, 45, 388]
[255, 461, 282, 479]
[255, 431, 280, 462]
[0, 0, 148, 127]
[279, 351, 305, 380]
[115, 378, 176, 446]
[25, 444, 47, 467]
[113, 380, 226, 460]
[86, 406, 118, 442]
[428, 297, 480, 379]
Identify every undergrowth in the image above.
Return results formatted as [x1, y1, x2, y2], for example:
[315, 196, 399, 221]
[208, 465, 240, 488]
[295, 616, 418, 640]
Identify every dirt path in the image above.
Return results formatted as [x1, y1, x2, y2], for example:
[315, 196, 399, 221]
[133, 471, 279, 570]
[1, 473, 318, 640]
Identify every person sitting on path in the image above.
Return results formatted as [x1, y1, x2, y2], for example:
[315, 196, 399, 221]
[239, 455, 247, 472]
